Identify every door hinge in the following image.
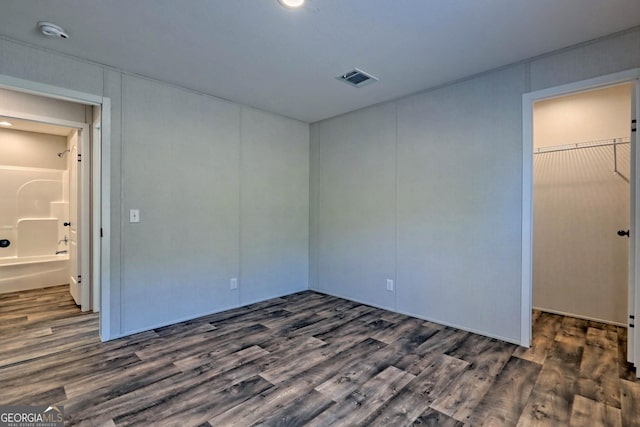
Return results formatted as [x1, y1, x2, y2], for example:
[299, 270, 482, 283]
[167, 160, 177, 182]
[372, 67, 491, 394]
[632, 315, 636, 320]
[633, 119, 637, 133]
[630, 324, 635, 328]
[77, 153, 82, 162]
[78, 275, 82, 284]
[100, 227, 103, 238]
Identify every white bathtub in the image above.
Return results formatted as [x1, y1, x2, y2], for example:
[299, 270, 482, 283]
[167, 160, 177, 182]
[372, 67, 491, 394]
[0, 254, 69, 294]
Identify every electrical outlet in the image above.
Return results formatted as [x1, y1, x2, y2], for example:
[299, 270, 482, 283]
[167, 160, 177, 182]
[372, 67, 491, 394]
[230, 277, 238, 290]
[386, 279, 394, 292]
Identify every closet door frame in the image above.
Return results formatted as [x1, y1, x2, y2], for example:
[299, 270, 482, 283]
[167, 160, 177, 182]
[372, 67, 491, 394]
[522, 68, 640, 374]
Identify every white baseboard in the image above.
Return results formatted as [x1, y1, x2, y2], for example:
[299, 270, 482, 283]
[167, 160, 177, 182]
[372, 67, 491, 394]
[533, 306, 626, 327]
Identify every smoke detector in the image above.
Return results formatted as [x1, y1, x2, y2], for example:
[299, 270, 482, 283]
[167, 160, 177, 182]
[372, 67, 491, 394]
[38, 22, 69, 39]
[337, 68, 379, 88]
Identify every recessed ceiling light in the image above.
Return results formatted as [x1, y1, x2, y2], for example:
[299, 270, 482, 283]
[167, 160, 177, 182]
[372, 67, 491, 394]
[278, 0, 305, 8]
[0, 121, 13, 127]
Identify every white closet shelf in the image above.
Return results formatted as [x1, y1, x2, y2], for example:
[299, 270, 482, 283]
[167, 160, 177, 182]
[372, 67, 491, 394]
[534, 136, 630, 154]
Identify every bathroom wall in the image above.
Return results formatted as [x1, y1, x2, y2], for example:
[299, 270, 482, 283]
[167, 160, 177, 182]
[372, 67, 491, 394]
[533, 84, 632, 324]
[0, 128, 68, 261]
[0, 127, 67, 169]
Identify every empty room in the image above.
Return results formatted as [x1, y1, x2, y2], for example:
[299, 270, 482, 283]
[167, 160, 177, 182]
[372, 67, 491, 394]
[0, 1, 639, 426]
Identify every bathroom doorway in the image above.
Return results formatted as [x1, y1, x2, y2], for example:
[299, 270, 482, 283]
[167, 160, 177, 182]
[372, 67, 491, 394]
[0, 88, 96, 313]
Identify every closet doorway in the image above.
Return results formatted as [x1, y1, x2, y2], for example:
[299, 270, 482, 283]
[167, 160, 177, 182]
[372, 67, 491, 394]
[533, 84, 632, 327]
[522, 70, 640, 374]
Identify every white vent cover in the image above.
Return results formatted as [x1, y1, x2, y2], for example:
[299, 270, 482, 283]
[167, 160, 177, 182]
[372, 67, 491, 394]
[337, 68, 378, 87]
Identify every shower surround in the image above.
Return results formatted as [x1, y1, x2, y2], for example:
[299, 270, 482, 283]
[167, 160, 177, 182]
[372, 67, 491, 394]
[0, 165, 69, 293]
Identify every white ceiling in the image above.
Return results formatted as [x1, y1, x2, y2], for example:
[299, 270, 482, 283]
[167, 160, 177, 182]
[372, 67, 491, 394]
[0, 1, 638, 123]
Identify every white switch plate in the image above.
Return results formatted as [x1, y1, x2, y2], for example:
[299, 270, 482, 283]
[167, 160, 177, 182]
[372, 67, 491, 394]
[386, 279, 394, 292]
[230, 277, 238, 290]
[129, 209, 140, 223]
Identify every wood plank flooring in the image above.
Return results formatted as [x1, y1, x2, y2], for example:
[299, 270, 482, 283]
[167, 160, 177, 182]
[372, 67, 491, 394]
[0, 285, 639, 426]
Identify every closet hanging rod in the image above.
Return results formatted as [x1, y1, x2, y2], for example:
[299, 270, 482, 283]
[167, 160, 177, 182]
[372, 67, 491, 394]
[533, 137, 631, 154]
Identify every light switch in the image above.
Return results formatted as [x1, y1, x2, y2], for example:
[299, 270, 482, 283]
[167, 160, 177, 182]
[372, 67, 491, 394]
[386, 279, 394, 292]
[129, 209, 140, 223]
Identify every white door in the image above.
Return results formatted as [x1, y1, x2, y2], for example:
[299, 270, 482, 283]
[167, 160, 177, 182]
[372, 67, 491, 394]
[68, 128, 91, 311]
[630, 80, 639, 369]
[91, 108, 101, 313]
[68, 129, 79, 305]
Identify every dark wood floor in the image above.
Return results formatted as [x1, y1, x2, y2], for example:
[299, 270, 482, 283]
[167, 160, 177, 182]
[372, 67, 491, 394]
[0, 286, 639, 426]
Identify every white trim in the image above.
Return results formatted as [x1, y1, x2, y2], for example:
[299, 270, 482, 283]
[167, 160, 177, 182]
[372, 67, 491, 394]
[99, 98, 111, 341]
[521, 68, 640, 350]
[79, 126, 91, 311]
[521, 95, 533, 348]
[0, 73, 112, 341]
[0, 75, 102, 105]
[632, 81, 640, 374]
[523, 69, 640, 104]
[91, 109, 101, 313]
[533, 306, 627, 327]
[0, 110, 87, 130]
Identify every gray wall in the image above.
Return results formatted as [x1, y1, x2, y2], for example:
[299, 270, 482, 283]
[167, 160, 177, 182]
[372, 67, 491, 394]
[314, 104, 397, 310]
[310, 27, 640, 343]
[1, 25, 639, 343]
[240, 107, 309, 305]
[0, 37, 309, 338]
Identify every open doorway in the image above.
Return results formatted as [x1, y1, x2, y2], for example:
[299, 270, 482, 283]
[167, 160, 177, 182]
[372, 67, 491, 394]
[532, 84, 631, 326]
[521, 69, 640, 375]
[0, 88, 99, 316]
[0, 75, 110, 341]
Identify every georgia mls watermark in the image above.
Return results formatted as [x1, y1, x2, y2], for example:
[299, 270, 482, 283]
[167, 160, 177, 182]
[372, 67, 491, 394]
[0, 406, 63, 427]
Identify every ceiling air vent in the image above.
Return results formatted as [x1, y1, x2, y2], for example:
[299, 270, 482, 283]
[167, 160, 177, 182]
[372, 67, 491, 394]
[337, 68, 378, 88]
